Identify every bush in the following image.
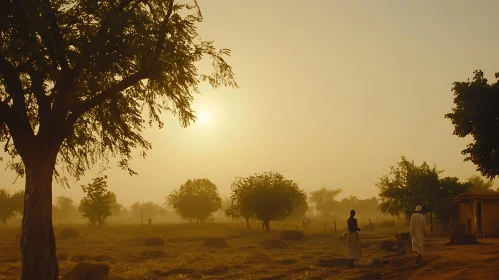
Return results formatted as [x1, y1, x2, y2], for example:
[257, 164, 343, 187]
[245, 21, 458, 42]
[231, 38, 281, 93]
[60, 262, 110, 280]
[203, 237, 228, 248]
[58, 229, 79, 240]
[279, 230, 304, 241]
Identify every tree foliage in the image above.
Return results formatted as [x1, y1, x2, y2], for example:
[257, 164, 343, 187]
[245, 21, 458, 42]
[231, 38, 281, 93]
[130, 201, 161, 219]
[377, 156, 472, 229]
[228, 172, 307, 231]
[53, 196, 77, 222]
[78, 176, 117, 226]
[446, 70, 499, 179]
[309, 187, 342, 217]
[0, 0, 238, 180]
[0, 189, 24, 224]
[166, 178, 222, 222]
[466, 175, 495, 192]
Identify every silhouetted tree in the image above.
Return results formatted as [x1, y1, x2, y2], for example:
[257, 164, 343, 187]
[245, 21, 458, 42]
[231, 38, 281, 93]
[434, 177, 472, 225]
[466, 175, 495, 192]
[446, 70, 499, 179]
[0, 189, 14, 225]
[309, 187, 342, 217]
[110, 203, 127, 217]
[167, 179, 222, 223]
[229, 172, 307, 232]
[224, 200, 254, 229]
[377, 156, 442, 234]
[0, 0, 237, 278]
[53, 196, 77, 222]
[10, 189, 25, 216]
[78, 176, 117, 226]
[130, 201, 161, 219]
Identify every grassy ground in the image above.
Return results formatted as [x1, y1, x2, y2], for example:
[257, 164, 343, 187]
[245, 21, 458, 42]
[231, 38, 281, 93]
[0, 220, 498, 279]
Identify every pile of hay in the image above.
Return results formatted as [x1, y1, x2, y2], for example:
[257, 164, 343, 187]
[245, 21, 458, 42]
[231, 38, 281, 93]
[139, 250, 167, 259]
[142, 237, 165, 246]
[61, 262, 110, 280]
[357, 271, 382, 280]
[379, 240, 407, 251]
[449, 233, 477, 245]
[203, 237, 228, 248]
[317, 258, 350, 267]
[261, 239, 287, 249]
[279, 230, 304, 241]
[58, 229, 79, 240]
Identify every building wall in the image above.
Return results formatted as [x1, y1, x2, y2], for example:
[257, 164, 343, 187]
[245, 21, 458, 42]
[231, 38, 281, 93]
[455, 202, 474, 233]
[483, 200, 499, 237]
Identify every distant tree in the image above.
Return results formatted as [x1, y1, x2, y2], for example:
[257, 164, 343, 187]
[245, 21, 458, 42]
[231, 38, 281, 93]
[78, 176, 117, 226]
[157, 207, 168, 217]
[10, 189, 25, 216]
[466, 175, 495, 192]
[309, 187, 342, 217]
[229, 172, 307, 232]
[110, 202, 126, 217]
[377, 156, 442, 234]
[434, 177, 472, 225]
[224, 200, 254, 229]
[0, 189, 14, 225]
[0, 0, 237, 277]
[167, 179, 222, 223]
[446, 70, 499, 179]
[53, 196, 77, 222]
[287, 195, 309, 219]
[130, 201, 161, 219]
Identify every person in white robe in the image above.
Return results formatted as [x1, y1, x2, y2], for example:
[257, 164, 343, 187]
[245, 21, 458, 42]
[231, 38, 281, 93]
[410, 205, 426, 263]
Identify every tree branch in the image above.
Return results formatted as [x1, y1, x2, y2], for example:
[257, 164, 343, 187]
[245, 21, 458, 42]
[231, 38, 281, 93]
[41, 0, 69, 71]
[155, 0, 175, 59]
[29, 70, 51, 137]
[64, 71, 148, 134]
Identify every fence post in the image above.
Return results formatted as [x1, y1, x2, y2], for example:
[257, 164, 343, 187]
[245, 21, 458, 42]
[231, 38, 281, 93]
[334, 220, 337, 232]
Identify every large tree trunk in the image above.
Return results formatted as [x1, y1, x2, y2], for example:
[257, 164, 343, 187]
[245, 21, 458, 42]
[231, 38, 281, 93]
[21, 153, 58, 280]
[245, 217, 250, 229]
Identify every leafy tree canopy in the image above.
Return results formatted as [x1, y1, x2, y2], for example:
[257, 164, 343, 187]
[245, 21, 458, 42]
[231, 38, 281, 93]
[166, 178, 222, 222]
[466, 175, 495, 192]
[78, 176, 117, 225]
[130, 201, 161, 219]
[309, 187, 342, 217]
[229, 172, 307, 231]
[446, 70, 499, 179]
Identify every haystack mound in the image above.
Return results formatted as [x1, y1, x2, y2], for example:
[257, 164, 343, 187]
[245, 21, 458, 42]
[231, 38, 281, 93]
[139, 250, 167, 259]
[203, 237, 228, 248]
[279, 230, 304, 241]
[61, 262, 110, 280]
[317, 258, 350, 267]
[261, 239, 287, 249]
[59, 229, 79, 240]
[379, 240, 407, 251]
[357, 271, 382, 280]
[394, 232, 410, 241]
[142, 237, 165, 246]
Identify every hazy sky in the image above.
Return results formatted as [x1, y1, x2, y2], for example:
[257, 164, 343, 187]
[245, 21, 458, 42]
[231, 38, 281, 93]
[2, 0, 499, 207]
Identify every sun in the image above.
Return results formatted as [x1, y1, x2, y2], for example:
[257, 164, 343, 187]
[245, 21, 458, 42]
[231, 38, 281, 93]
[197, 110, 211, 125]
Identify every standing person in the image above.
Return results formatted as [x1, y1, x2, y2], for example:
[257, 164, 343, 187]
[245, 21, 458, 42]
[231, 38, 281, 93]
[346, 210, 361, 268]
[410, 205, 426, 263]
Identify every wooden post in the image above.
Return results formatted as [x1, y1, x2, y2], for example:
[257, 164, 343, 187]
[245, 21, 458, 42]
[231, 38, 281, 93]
[334, 220, 337, 232]
[141, 212, 144, 227]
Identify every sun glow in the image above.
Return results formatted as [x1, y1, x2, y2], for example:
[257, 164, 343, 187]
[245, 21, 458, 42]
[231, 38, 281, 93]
[197, 110, 212, 125]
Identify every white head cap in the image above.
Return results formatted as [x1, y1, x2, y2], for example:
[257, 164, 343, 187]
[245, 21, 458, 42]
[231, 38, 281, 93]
[415, 205, 422, 212]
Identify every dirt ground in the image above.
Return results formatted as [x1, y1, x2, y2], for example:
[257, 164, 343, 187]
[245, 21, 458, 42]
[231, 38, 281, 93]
[0, 221, 498, 280]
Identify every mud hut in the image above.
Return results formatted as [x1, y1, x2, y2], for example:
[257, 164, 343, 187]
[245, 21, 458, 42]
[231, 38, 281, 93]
[451, 192, 499, 238]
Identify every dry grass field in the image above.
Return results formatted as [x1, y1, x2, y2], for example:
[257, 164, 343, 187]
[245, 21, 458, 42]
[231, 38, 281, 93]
[0, 220, 498, 280]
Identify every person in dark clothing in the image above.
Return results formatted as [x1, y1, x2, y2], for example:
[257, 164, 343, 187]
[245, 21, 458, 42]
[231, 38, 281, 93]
[346, 210, 361, 268]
